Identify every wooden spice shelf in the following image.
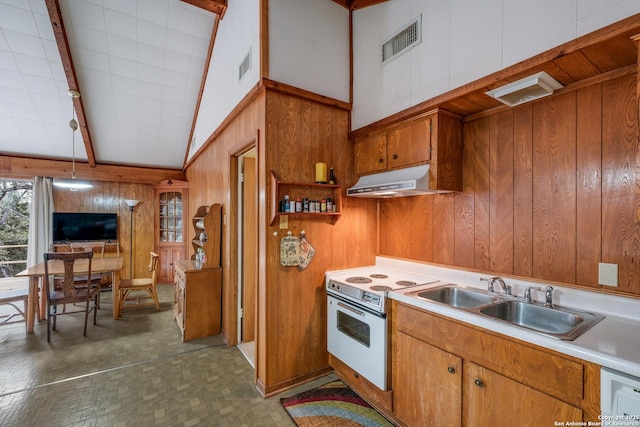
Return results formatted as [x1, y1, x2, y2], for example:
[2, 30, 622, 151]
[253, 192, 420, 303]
[270, 170, 341, 225]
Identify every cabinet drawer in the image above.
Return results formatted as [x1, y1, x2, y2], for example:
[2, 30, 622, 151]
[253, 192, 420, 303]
[395, 302, 584, 406]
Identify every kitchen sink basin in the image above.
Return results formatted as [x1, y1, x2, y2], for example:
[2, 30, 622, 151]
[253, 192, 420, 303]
[479, 300, 604, 340]
[404, 283, 605, 340]
[410, 285, 498, 309]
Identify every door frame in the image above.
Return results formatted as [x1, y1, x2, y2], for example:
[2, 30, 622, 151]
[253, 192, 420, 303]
[229, 135, 258, 348]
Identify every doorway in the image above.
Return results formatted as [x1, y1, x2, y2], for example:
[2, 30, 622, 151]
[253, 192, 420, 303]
[236, 148, 257, 367]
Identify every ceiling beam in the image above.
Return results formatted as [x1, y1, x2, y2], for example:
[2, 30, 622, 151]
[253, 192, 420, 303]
[331, 0, 387, 11]
[45, 0, 97, 168]
[180, 0, 227, 18]
[0, 155, 185, 185]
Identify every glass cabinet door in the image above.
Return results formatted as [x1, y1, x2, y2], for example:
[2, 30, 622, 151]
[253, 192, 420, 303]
[158, 191, 183, 243]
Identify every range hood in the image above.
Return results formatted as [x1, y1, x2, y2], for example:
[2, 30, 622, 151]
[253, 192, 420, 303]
[347, 165, 444, 198]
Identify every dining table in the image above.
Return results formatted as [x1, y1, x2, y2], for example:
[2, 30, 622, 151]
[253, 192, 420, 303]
[15, 257, 124, 332]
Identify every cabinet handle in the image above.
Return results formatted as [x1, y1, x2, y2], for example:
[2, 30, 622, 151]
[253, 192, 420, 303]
[447, 366, 456, 374]
[474, 378, 484, 388]
[392, 153, 398, 160]
[354, 373, 359, 379]
[378, 158, 384, 163]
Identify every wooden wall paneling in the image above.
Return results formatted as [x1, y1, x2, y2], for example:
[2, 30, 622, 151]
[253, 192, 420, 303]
[454, 122, 476, 268]
[186, 94, 265, 350]
[380, 198, 410, 258]
[576, 84, 603, 287]
[53, 181, 154, 279]
[330, 109, 369, 268]
[408, 196, 434, 261]
[263, 91, 354, 391]
[489, 111, 514, 273]
[513, 105, 534, 277]
[473, 118, 491, 270]
[532, 93, 577, 284]
[263, 91, 280, 389]
[601, 75, 640, 292]
[433, 194, 455, 265]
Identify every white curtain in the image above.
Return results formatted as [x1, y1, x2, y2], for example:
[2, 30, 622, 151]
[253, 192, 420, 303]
[27, 177, 54, 268]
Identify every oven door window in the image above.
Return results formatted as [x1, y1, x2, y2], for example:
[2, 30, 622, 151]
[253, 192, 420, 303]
[337, 310, 370, 347]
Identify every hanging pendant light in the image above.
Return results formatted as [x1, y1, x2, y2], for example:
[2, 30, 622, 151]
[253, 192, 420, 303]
[53, 90, 93, 191]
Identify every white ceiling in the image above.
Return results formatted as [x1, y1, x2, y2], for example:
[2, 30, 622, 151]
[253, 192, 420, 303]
[0, 0, 216, 169]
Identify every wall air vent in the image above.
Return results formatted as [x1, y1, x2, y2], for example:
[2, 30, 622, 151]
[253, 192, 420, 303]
[381, 15, 421, 64]
[239, 48, 251, 81]
[485, 71, 564, 107]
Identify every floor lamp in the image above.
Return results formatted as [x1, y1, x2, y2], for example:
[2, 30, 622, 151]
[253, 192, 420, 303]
[125, 199, 140, 279]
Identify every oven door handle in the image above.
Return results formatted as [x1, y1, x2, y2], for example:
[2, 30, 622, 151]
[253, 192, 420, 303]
[337, 301, 366, 317]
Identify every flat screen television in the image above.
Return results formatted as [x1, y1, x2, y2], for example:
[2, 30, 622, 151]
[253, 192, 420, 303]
[52, 212, 118, 242]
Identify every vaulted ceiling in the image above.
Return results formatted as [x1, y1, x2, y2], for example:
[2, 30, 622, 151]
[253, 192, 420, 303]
[0, 0, 223, 171]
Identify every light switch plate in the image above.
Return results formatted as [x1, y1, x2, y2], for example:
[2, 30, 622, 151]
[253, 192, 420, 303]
[598, 262, 618, 287]
[279, 215, 288, 229]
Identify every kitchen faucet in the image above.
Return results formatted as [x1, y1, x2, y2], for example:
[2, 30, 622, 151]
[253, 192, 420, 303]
[523, 286, 541, 303]
[480, 276, 512, 296]
[545, 286, 554, 307]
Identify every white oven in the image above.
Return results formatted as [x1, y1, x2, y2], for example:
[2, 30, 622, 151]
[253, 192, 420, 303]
[326, 267, 437, 391]
[327, 294, 388, 390]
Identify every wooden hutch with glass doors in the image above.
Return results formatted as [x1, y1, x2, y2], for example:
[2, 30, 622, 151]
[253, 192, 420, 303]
[153, 180, 188, 283]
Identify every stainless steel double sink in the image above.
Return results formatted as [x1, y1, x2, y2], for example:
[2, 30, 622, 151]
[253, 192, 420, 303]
[406, 284, 605, 341]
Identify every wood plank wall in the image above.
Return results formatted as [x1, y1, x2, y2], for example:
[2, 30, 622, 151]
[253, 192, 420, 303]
[379, 72, 640, 296]
[185, 92, 266, 350]
[263, 90, 376, 395]
[52, 181, 154, 279]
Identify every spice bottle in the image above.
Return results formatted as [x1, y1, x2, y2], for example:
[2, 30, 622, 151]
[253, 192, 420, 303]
[283, 195, 290, 212]
[295, 198, 303, 213]
[329, 168, 335, 184]
[320, 199, 327, 213]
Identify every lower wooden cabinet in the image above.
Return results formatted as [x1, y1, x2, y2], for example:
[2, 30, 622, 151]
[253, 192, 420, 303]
[173, 259, 221, 342]
[394, 332, 461, 427]
[391, 301, 599, 427]
[463, 362, 582, 426]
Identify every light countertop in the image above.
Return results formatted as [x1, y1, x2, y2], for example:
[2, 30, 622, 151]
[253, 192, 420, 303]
[377, 257, 640, 379]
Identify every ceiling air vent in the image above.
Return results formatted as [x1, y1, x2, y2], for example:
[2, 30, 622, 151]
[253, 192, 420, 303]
[381, 16, 421, 64]
[485, 72, 564, 107]
[239, 48, 251, 81]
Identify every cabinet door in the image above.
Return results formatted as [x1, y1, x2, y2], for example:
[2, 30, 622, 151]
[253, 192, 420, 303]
[158, 246, 184, 283]
[387, 116, 431, 170]
[463, 362, 582, 426]
[394, 331, 462, 427]
[355, 133, 387, 175]
[157, 190, 184, 243]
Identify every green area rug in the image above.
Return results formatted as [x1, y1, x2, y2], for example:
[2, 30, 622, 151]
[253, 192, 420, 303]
[280, 380, 395, 426]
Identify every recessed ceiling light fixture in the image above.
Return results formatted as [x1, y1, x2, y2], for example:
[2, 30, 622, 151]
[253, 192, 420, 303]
[485, 71, 563, 107]
[53, 90, 93, 191]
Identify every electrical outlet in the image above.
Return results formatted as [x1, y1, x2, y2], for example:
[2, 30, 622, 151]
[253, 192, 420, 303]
[279, 215, 288, 229]
[598, 263, 618, 287]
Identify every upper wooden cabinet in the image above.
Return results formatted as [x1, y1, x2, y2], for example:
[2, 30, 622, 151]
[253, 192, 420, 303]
[153, 180, 188, 283]
[354, 109, 463, 192]
[355, 132, 389, 175]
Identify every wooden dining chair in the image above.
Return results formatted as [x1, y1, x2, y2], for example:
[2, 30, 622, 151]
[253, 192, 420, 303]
[0, 288, 29, 331]
[70, 242, 109, 307]
[118, 252, 160, 314]
[43, 251, 99, 342]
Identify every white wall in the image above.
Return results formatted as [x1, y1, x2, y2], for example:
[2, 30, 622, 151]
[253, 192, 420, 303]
[268, 0, 350, 103]
[189, 0, 260, 159]
[352, 0, 640, 130]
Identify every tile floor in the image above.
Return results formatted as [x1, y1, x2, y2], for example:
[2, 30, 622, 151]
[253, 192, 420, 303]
[0, 284, 334, 426]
